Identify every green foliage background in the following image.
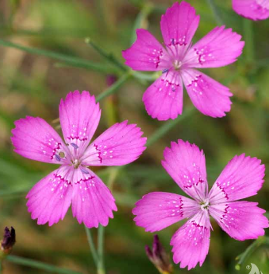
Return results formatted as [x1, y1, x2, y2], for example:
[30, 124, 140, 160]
[0, 0, 269, 273]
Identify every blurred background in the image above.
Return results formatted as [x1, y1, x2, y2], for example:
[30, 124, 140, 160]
[0, 0, 269, 273]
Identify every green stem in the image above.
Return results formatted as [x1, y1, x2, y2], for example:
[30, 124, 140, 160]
[84, 226, 99, 267]
[96, 73, 131, 102]
[243, 19, 254, 63]
[6, 255, 82, 274]
[0, 39, 114, 74]
[235, 237, 267, 270]
[107, 167, 120, 190]
[85, 38, 127, 72]
[97, 226, 105, 274]
[130, 3, 153, 44]
[132, 71, 158, 81]
[147, 106, 196, 147]
[206, 0, 224, 25]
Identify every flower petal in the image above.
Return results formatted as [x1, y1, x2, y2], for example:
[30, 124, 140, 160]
[181, 69, 232, 118]
[72, 169, 117, 228]
[82, 121, 146, 166]
[122, 29, 170, 71]
[142, 71, 183, 121]
[11, 116, 68, 164]
[209, 201, 268, 240]
[183, 26, 244, 68]
[133, 192, 199, 232]
[208, 154, 265, 203]
[171, 210, 211, 270]
[162, 140, 208, 201]
[160, 1, 200, 60]
[26, 167, 73, 226]
[59, 90, 101, 156]
[232, 0, 269, 21]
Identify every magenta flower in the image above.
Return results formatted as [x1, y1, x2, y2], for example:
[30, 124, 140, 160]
[122, 1, 245, 120]
[11, 91, 147, 228]
[133, 140, 268, 270]
[232, 0, 269, 20]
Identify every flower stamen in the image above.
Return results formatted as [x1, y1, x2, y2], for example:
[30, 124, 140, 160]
[72, 159, 80, 169]
[200, 200, 210, 210]
[173, 60, 182, 70]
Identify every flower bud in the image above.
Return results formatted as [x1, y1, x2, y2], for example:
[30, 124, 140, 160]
[145, 235, 173, 274]
[106, 75, 117, 87]
[1, 227, 16, 256]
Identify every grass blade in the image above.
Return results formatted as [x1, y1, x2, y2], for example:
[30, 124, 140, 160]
[147, 106, 196, 147]
[0, 39, 114, 74]
[6, 255, 82, 274]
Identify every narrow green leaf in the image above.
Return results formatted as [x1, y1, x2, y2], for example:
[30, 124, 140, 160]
[235, 237, 269, 270]
[243, 19, 255, 63]
[130, 3, 153, 45]
[0, 39, 114, 74]
[97, 226, 105, 274]
[96, 73, 131, 101]
[132, 71, 158, 81]
[206, 0, 224, 25]
[6, 255, 82, 274]
[85, 38, 127, 72]
[147, 106, 196, 147]
[84, 226, 99, 267]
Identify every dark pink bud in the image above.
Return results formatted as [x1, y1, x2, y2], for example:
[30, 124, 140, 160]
[1, 227, 16, 254]
[145, 235, 173, 274]
[106, 75, 117, 87]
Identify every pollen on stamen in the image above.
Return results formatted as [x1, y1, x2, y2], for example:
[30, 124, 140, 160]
[70, 143, 79, 149]
[59, 151, 65, 158]
[162, 68, 169, 74]
[80, 167, 90, 174]
[55, 154, 61, 162]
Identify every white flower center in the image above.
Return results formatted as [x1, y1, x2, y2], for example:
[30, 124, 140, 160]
[173, 60, 182, 70]
[72, 159, 80, 169]
[200, 200, 210, 210]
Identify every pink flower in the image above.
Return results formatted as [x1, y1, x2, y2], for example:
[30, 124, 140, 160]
[133, 140, 268, 270]
[11, 91, 147, 228]
[232, 0, 269, 20]
[122, 1, 245, 120]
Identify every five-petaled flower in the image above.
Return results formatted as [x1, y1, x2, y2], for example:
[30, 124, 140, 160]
[232, 0, 269, 20]
[133, 140, 268, 270]
[122, 1, 245, 120]
[11, 91, 147, 228]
